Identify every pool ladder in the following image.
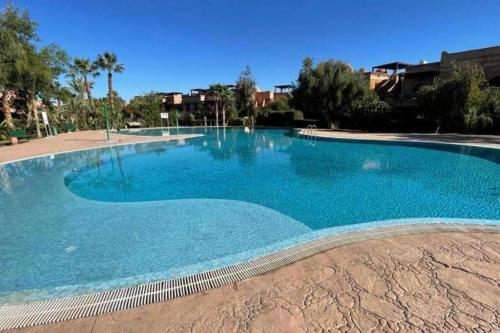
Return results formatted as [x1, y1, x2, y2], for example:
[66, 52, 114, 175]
[302, 125, 318, 146]
[303, 125, 317, 145]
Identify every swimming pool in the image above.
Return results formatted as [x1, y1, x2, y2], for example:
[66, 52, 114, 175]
[0, 127, 499, 304]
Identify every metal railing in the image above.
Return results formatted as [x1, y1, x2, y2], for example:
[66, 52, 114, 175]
[303, 124, 317, 139]
[303, 125, 317, 146]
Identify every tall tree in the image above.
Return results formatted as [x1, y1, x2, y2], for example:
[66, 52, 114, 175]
[417, 61, 499, 132]
[18, 44, 68, 137]
[67, 76, 87, 129]
[72, 58, 98, 115]
[95, 52, 124, 110]
[0, 5, 38, 128]
[124, 92, 162, 127]
[17, 46, 52, 137]
[65, 97, 81, 130]
[208, 84, 234, 126]
[235, 66, 257, 117]
[293, 57, 370, 128]
[68, 77, 85, 99]
[39, 44, 69, 107]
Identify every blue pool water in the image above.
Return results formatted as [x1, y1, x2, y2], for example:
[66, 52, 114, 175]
[0, 127, 499, 303]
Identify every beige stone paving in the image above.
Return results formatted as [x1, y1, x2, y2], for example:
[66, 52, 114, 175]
[0, 130, 201, 163]
[9, 231, 500, 333]
[311, 130, 500, 148]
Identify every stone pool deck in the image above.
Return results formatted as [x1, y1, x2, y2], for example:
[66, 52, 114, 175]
[311, 130, 500, 149]
[1, 130, 499, 332]
[0, 131, 202, 163]
[8, 231, 500, 333]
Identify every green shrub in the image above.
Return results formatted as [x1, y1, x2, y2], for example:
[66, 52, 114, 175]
[351, 99, 393, 130]
[267, 96, 291, 111]
[180, 112, 195, 125]
[293, 57, 371, 128]
[124, 92, 162, 127]
[228, 117, 245, 126]
[416, 61, 500, 133]
[259, 110, 304, 127]
[0, 121, 9, 140]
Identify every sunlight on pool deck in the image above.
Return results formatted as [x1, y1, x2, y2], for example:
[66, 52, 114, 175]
[0, 130, 202, 163]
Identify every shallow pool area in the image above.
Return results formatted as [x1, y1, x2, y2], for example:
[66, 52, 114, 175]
[1, 127, 499, 304]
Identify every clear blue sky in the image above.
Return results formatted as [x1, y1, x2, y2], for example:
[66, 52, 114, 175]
[4, 0, 500, 100]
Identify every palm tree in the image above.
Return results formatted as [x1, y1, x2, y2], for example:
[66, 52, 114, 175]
[72, 58, 98, 114]
[66, 97, 82, 131]
[68, 77, 85, 102]
[67, 75, 89, 129]
[95, 52, 124, 111]
[208, 84, 234, 126]
[220, 87, 234, 126]
[208, 84, 221, 126]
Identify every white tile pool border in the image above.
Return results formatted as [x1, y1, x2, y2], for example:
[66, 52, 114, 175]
[0, 222, 498, 330]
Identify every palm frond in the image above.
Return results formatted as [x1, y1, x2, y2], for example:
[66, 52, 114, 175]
[114, 63, 124, 73]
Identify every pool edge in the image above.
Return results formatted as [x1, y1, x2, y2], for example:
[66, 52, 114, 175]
[1, 222, 498, 330]
[0, 133, 204, 166]
[296, 129, 500, 150]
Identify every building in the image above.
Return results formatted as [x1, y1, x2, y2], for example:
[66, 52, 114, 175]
[401, 61, 441, 99]
[180, 89, 217, 112]
[161, 92, 183, 111]
[365, 45, 500, 106]
[163, 84, 295, 112]
[362, 69, 389, 90]
[254, 90, 274, 108]
[439, 46, 500, 84]
[273, 84, 294, 100]
[161, 89, 215, 112]
[364, 62, 410, 101]
[161, 92, 182, 111]
[254, 85, 294, 109]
